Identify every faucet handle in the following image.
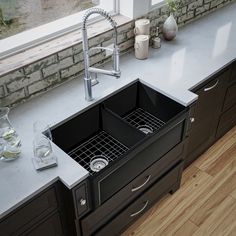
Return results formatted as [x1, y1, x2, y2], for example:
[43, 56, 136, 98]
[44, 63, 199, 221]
[91, 73, 99, 86]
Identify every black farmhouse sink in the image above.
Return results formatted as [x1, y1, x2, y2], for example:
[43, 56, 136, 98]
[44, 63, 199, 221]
[51, 103, 145, 175]
[51, 80, 188, 206]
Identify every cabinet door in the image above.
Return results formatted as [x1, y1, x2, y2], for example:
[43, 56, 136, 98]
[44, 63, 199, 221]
[185, 69, 230, 167]
[216, 62, 236, 138]
[0, 187, 58, 236]
[22, 213, 64, 236]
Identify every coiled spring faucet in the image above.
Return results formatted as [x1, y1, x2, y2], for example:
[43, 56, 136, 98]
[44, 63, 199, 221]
[82, 8, 121, 101]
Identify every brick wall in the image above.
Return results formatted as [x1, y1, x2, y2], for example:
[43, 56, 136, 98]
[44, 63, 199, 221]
[0, 0, 234, 107]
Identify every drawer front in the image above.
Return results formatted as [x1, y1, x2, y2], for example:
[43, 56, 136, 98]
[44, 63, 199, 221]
[0, 187, 58, 236]
[82, 142, 185, 235]
[222, 83, 236, 112]
[216, 103, 236, 139]
[95, 162, 183, 236]
[73, 181, 90, 218]
[95, 120, 184, 206]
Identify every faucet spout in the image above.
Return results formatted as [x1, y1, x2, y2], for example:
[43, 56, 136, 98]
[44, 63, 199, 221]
[82, 8, 121, 101]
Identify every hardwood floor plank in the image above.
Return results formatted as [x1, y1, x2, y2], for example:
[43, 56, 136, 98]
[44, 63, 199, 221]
[173, 220, 199, 236]
[194, 125, 236, 173]
[203, 143, 236, 177]
[210, 202, 236, 236]
[180, 164, 200, 187]
[192, 196, 236, 236]
[190, 171, 236, 226]
[230, 188, 236, 200]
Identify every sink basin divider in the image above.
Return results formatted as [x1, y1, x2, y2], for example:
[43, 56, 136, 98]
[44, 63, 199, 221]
[101, 107, 146, 148]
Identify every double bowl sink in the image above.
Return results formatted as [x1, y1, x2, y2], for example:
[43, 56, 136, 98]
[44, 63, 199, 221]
[51, 80, 188, 206]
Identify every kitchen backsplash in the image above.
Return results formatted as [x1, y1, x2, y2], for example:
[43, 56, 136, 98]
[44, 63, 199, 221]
[0, 0, 233, 107]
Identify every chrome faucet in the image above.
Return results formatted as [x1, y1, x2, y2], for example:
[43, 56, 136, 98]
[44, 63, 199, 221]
[82, 8, 121, 101]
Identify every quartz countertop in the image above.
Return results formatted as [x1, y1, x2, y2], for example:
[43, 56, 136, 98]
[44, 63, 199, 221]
[0, 2, 236, 219]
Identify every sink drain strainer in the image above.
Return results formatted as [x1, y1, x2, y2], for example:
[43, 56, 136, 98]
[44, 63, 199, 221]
[138, 124, 153, 135]
[90, 155, 109, 172]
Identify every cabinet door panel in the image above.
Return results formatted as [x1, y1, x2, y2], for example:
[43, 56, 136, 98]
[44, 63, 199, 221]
[0, 187, 58, 236]
[223, 83, 236, 112]
[185, 69, 230, 166]
[229, 61, 236, 85]
[216, 103, 236, 139]
[23, 213, 63, 236]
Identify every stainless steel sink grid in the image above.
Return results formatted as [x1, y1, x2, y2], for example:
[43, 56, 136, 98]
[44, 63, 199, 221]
[124, 108, 166, 134]
[68, 131, 129, 175]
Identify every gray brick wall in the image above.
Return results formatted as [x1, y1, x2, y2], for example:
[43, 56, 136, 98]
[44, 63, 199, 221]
[0, 0, 234, 107]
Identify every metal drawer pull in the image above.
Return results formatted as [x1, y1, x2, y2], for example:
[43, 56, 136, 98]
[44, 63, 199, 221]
[130, 200, 149, 217]
[131, 175, 151, 192]
[204, 79, 219, 92]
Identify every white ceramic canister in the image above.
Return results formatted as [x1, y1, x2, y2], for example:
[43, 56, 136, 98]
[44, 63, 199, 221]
[135, 35, 149, 60]
[134, 19, 150, 35]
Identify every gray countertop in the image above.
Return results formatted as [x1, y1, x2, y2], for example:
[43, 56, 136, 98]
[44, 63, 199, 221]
[1, 2, 236, 219]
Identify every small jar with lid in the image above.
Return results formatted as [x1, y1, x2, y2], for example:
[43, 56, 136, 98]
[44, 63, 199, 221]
[152, 27, 161, 49]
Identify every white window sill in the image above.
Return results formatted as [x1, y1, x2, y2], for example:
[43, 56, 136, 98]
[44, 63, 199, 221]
[0, 14, 131, 77]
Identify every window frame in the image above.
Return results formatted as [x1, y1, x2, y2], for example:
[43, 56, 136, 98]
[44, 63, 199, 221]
[150, 0, 166, 10]
[0, 0, 118, 59]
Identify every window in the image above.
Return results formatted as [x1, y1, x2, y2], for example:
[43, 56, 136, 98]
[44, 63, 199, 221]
[119, 0, 165, 19]
[0, 0, 165, 59]
[151, 0, 165, 9]
[0, 0, 101, 40]
[152, 0, 163, 5]
[0, 0, 117, 58]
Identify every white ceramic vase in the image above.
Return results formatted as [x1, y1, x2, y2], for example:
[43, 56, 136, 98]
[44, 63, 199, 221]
[163, 13, 178, 41]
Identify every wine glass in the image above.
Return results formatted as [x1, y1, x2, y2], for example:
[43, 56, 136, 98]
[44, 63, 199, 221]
[33, 121, 52, 160]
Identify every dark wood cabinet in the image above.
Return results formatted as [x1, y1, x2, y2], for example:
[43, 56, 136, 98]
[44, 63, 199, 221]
[185, 68, 231, 167]
[81, 142, 185, 235]
[216, 61, 236, 138]
[22, 213, 64, 236]
[94, 162, 183, 236]
[0, 182, 73, 236]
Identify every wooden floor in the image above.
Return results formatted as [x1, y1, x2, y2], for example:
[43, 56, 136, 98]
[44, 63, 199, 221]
[122, 125, 236, 236]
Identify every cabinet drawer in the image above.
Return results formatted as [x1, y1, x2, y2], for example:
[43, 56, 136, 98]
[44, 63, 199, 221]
[95, 162, 183, 236]
[0, 187, 58, 235]
[216, 103, 236, 139]
[222, 83, 236, 112]
[93, 119, 185, 207]
[81, 142, 185, 235]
